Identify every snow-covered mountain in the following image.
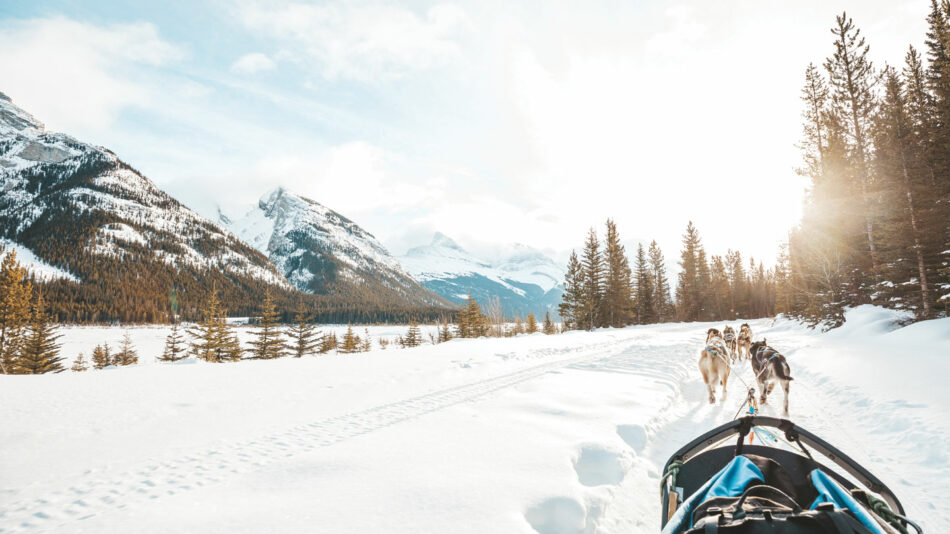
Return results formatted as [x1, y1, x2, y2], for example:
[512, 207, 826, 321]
[400, 233, 564, 318]
[226, 188, 449, 308]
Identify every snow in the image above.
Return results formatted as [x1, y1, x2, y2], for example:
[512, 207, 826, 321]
[0, 238, 78, 282]
[0, 308, 947, 532]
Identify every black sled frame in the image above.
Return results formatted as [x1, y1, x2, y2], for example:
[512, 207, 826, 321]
[660, 416, 909, 530]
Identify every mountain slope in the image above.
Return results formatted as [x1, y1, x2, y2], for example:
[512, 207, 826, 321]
[0, 91, 294, 322]
[226, 188, 450, 309]
[400, 233, 564, 318]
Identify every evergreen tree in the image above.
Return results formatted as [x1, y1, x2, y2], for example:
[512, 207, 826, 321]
[438, 318, 453, 343]
[708, 256, 731, 320]
[187, 285, 239, 363]
[115, 331, 138, 366]
[513, 316, 524, 335]
[558, 251, 583, 330]
[648, 241, 674, 322]
[874, 66, 934, 317]
[286, 313, 321, 358]
[457, 296, 488, 338]
[361, 329, 372, 352]
[542, 311, 555, 334]
[799, 63, 830, 179]
[92, 343, 111, 369]
[825, 12, 880, 269]
[71, 353, 89, 372]
[633, 243, 656, 324]
[675, 222, 703, 321]
[0, 249, 33, 374]
[159, 322, 187, 362]
[402, 322, 423, 347]
[525, 312, 538, 334]
[319, 332, 338, 353]
[602, 219, 633, 327]
[13, 294, 64, 374]
[339, 325, 360, 353]
[578, 228, 604, 330]
[247, 289, 286, 359]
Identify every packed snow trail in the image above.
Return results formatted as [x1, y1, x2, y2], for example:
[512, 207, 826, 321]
[0, 308, 946, 532]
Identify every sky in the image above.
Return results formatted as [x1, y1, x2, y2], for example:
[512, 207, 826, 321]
[0, 0, 931, 267]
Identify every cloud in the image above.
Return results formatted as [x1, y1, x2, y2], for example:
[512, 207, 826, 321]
[237, 1, 469, 82]
[0, 17, 182, 134]
[231, 52, 276, 73]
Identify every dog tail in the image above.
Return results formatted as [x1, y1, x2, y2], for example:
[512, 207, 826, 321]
[775, 360, 794, 381]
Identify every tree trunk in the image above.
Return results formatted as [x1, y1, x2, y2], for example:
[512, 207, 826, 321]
[897, 138, 933, 317]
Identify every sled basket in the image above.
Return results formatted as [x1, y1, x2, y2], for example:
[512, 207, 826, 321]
[660, 416, 922, 534]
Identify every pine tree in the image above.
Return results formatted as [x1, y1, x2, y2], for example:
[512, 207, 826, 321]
[542, 311, 555, 334]
[602, 219, 633, 327]
[319, 332, 338, 353]
[633, 243, 656, 324]
[558, 251, 583, 330]
[71, 353, 89, 372]
[339, 325, 360, 354]
[159, 322, 187, 362]
[286, 313, 321, 358]
[457, 296, 488, 338]
[187, 285, 240, 363]
[874, 66, 935, 317]
[825, 12, 880, 269]
[525, 312, 538, 334]
[578, 228, 604, 330]
[247, 289, 286, 359]
[513, 316, 524, 335]
[708, 256, 731, 320]
[676, 222, 703, 321]
[438, 318, 453, 343]
[92, 343, 111, 369]
[799, 63, 830, 179]
[361, 329, 372, 352]
[402, 322, 422, 347]
[648, 241, 674, 322]
[13, 294, 64, 374]
[0, 249, 33, 374]
[115, 331, 138, 366]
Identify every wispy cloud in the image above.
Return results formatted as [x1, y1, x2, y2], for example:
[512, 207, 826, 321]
[0, 17, 182, 133]
[231, 52, 276, 74]
[236, 1, 470, 82]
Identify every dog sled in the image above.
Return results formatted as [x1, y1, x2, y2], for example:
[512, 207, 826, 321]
[660, 416, 922, 533]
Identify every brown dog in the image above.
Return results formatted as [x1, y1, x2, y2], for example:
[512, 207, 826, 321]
[722, 325, 738, 362]
[749, 339, 793, 415]
[736, 323, 752, 361]
[699, 328, 731, 404]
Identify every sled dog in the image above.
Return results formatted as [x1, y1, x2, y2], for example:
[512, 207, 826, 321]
[699, 328, 731, 404]
[722, 325, 738, 361]
[736, 323, 753, 361]
[749, 339, 793, 415]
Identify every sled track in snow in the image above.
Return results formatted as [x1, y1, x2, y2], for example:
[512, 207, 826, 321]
[0, 339, 639, 532]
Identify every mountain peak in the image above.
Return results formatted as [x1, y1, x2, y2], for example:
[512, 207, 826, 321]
[431, 232, 463, 250]
[0, 91, 45, 134]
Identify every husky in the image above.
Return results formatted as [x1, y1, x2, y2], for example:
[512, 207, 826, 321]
[699, 328, 731, 404]
[722, 325, 738, 361]
[736, 323, 753, 361]
[749, 339, 793, 415]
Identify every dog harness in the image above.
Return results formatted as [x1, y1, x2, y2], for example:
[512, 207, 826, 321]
[754, 347, 778, 365]
[724, 332, 736, 342]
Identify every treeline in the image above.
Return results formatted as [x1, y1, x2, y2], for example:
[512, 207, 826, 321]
[0, 249, 66, 374]
[788, 6, 950, 326]
[559, 220, 778, 329]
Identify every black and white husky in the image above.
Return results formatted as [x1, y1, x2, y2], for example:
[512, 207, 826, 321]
[749, 340, 793, 416]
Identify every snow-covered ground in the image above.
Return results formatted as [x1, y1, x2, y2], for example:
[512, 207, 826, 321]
[0, 306, 947, 533]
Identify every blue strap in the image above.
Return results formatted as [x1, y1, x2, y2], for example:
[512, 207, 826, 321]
[809, 470, 887, 534]
[661, 456, 765, 533]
